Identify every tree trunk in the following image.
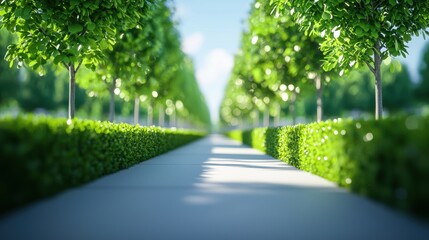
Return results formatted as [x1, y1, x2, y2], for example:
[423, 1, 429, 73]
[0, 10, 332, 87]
[374, 42, 383, 119]
[263, 107, 269, 127]
[274, 104, 280, 126]
[147, 104, 153, 126]
[176, 117, 181, 129]
[253, 111, 259, 127]
[169, 109, 176, 128]
[68, 64, 76, 120]
[316, 75, 323, 122]
[134, 96, 140, 125]
[109, 78, 116, 122]
[290, 91, 297, 125]
[158, 105, 164, 127]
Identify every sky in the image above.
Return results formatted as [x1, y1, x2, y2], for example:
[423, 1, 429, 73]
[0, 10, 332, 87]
[174, 0, 253, 123]
[173, 0, 428, 123]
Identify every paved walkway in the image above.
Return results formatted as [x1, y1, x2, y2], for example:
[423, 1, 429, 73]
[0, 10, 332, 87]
[1, 134, 428, 239]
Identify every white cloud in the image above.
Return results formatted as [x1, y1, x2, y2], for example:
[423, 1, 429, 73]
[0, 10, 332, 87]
[197, 49, 233, 84]
[182, 33, 204, 55]
[196, 48, 234, 122]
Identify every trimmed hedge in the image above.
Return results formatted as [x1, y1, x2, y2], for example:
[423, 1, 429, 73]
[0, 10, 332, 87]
[227, 116, 429, 218]
[0, 115, 205, 215]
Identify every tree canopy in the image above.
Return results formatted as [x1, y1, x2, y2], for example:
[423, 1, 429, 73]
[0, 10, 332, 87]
[272, 0, 429, 119]
[0, 0, 154, 119]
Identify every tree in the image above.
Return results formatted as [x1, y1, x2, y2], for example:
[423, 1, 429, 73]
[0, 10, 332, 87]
[272, 0, 429, 119]
[18, 65, 87, 114]
[95, 0, 210, 129]
[220, 0, 332, 127]
[86, 21, 162, 122]
[92, 0, 166, 123]
[118, 0, 169, 125]
[320, 60, 412, 117]
[0, 0, 153, 120]
[220, 42, 277, 128]
[178, 57, 211, 128]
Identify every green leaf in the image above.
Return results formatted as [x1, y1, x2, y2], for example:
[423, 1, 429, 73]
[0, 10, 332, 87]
[68, 23, 83, 34]
[28, 60, 37, 68]
[322, 12, 331, 20]
[14, 8, 23, 18]
[355, 28, 364, 37]
[15, 8, 31, 19]
[69, 46, 79, 56]
[99, 39, 110, 50]
[38, 44, 46, 52]
[362, 24, 370, 32]
[53, 55, 64, 64]
[70, 0, 80, 8]
[21, 8, 31, 19]
[322, 63, 331, 71]
[375, 22, 381, 29]
[404, 34, 412, 42]
[63, 56, 70, 64]
[87, 22, 96, 31]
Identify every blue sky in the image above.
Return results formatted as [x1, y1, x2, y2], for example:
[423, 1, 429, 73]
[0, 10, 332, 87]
[174, 0, 253, 123]
[174, 0, 428, 123]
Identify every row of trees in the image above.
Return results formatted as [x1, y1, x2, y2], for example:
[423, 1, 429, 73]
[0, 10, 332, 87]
[0, 0, 210, 128]
[273, 0, 429, 119]
[220, 0, 429, 128]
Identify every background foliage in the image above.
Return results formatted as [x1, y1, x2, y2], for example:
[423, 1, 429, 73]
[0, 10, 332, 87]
[220, 0, 429, 128]
[0, 0, 211, 128]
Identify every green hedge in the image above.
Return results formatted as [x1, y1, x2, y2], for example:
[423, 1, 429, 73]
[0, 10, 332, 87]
[0, 115, 205, 215]
[227, 116, 429, 218]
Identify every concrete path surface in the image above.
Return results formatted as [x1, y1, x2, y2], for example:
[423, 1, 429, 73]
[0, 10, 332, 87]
[1, 134, 428, 239]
